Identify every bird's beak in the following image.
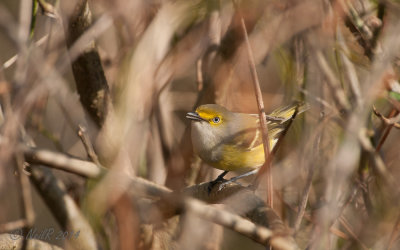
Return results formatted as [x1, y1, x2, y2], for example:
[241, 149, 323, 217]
[186, 112, 206, 122]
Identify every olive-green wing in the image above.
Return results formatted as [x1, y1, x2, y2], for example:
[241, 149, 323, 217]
[267, 102, 309, 123]
[227, 126, 280, 152]
[236, 102, 309, 150]
[228, 127, 262, 151]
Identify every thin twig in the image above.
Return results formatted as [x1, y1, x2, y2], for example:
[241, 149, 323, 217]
[386, 212, 400, 250]
[373, 106, 400, 129]
[297, 87, 337, 113]
[337, 27, 363, 107]
[77, 124, 101, 166]
[376, 108, 399, 151]
[196, 58, 204, 91]
[338, 215, 369, 250]
[1, 35, 48, 71]
[22, 146, 105, 178]
[339, 0, 382, 59]
[293, 168, 314, 231]
[294, 128, 320, 231]
[357, 150, 374, 217]
[15, 153, 35, 228]
[314, 51, 351, 112]
[333, 182, 359, 228]
[0, 219, 28, 233]
[358, 128, 396, 188]
[341, 0, 373, 40]
[277, 190, 352, 242]
[236, 3, 273, 207]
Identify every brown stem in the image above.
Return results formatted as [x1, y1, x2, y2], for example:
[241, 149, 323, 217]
[65, 0, 111, 127]
[236, 7, 273, 208]
[375, 108, 400, 151]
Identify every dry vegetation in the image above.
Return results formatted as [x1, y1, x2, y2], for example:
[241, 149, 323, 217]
[0, 0, 400, 249]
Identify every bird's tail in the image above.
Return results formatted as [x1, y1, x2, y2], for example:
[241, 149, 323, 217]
[266, 102, 309, 149]
[267, 101, 309, 123]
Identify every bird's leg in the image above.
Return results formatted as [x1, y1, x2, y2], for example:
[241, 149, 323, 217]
[208, 171, 228, 193]
[217, 169, 259, 191]
[215, 171, 229, 181]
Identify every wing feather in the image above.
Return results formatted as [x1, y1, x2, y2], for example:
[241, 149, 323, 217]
[230, 102, 308, 151]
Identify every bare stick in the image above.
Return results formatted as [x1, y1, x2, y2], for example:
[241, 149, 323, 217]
[314, 51, 350, 111]
[0, 35, 48, 71]
[21, 145, 297, 249]
[77, 124, 101, 166]
[29, 165, 98, 249]
[237, 6, 273, 207]
[196, 58, 204, 91]
[23, 146, 105, 178]
[358, 128, 396, 188]
[338, 216, 368, 250]
[0, 220, 28, 234]
[373, 106, 400, 129]
[386, 212, 400, 250]
[337, 28, 363, 107]
[15, 153, 35, 228]
[376, 108, 399, 151]
[297, 87, 337, 113]
[294, 136, 319, 231]
[65, 0, 111, 127]
[183, 197, 296, 249]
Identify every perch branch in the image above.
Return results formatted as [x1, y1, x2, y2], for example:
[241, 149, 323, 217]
[20, 145, 297, 249]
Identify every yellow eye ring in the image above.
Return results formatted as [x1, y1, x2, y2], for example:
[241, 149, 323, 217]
[211, 116, 221, 124]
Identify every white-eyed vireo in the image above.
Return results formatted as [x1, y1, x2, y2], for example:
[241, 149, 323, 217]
[186, 103, 307, 184]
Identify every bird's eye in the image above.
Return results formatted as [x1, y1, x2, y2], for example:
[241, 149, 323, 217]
[212, 116, 221, 123]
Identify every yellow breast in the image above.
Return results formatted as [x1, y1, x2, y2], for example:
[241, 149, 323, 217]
[211, 143, 265, 172]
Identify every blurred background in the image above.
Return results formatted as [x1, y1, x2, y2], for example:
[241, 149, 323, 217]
[1, 0, 400, 249]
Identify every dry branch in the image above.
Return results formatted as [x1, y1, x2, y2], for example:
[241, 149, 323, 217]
[373, 106, 400, 129]
[0, 233, 63, 250]
[20, 145, 297, 249]
[66, 0, 111, 127]
[29, 166, 97, 250]
[314, 50, 351, 112]
[237, 7, 273, 207]
[23, 146, 105, 178]
[183, 197, 296, 250]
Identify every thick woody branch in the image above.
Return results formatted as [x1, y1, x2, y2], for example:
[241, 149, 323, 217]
[139, 189, 295, 249]
[182, 197, 296, 250]
[21, 146, 297, 249]
[29, 166, 98, 250]
[65, 0, 111, 127]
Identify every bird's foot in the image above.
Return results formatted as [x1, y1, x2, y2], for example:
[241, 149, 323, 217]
[207, 176, 227, 194]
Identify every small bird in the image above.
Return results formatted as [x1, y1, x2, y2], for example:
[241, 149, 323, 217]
[186, 103, 307, 188]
